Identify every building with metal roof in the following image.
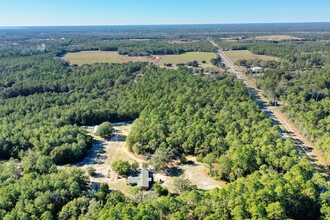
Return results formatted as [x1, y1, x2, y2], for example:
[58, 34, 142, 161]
[127, 168, 152, 190]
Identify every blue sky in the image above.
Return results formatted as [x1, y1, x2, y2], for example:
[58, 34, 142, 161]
[0, 0, 329, 26]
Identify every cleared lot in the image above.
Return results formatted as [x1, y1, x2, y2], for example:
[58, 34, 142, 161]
[160, 52, 216, 66]
[63, 51, 163, 66]
[63, 51, 216, 68]
[71, 122, 224, 196]
[255, 35, 304, 41]
[223, 50, 278, 63]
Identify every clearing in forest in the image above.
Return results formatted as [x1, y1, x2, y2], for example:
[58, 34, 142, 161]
[154, 155, 226, 192]
[223, 50, 279, 63]
[64, 51, 217, 68]
[255, 35, 304, 41]
[63, 51, 164, 66]
[160, 52, 216, 67]
[72, 122, 224, 196]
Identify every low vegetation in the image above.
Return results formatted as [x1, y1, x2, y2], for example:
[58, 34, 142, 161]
[172, 175, 197, 194]
[95, 122, 114, 139]
[87, 166, 97, 177]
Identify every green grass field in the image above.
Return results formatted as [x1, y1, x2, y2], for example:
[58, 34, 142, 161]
[64, 51, 217, 67]
[160, 52, 216, 65]
[224, 50, 255, 57]
[63, 51, 122, 65]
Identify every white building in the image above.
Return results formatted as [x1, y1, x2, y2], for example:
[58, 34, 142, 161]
[251, 67, 264, 73]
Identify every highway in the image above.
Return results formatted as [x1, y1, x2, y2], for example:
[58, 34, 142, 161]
[208, 38, 328, 173]
[208, 38, 276, 121]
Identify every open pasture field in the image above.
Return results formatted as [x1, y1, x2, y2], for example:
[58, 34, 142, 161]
[160, 52, 216, 66]
[64, 51, 217, 68]
[255, 35, 304, 41]
[63, 51, 163, 66]
[223, 50, 279, 62]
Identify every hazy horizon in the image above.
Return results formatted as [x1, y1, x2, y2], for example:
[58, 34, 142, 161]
[1, 22, 330, 29]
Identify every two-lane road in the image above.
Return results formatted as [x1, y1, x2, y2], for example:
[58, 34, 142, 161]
[208, 38, 328, 171]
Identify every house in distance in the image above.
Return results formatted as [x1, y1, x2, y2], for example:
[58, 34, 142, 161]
[250, 66, 264, 73]
[127, 168, 152, 190]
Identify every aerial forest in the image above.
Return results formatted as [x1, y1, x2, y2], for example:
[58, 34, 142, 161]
[0, 26, 330, 219]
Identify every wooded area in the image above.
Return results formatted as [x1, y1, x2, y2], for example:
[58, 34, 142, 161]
[0, 25, 330, 219]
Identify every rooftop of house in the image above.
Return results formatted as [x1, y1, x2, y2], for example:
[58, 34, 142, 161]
[127, 168, 152, 189]
[251, 66, 263, 70]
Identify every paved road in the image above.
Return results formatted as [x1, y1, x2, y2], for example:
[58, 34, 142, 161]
[208, 38, 328, 171]
[208, 38, 278, 124]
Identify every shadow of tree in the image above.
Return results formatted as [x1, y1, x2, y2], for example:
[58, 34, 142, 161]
[167, 167, 184, 177]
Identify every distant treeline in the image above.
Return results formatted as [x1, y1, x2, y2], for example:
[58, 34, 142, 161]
[59, 40, 215, 57]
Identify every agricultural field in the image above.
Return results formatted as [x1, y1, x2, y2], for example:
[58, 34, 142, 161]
[255, 35, 304, 41]
[160, 52, 216, 66]
[63, 51, 163, 66]
[223, 50, 279, 62]
[64, 51, 217, 68]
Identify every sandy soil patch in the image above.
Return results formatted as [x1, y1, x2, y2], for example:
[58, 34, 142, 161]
[154, 155, 225, 192]
[70, 122, 144, 195]
[66, 121, 224, 195]
[255, 35, 304, 41]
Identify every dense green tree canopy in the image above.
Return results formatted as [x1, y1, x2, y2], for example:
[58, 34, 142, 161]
[111, 160, 139, 176]
[0, 27, 330, 219]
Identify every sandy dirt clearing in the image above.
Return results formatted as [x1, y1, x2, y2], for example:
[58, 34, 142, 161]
[65, 121, 224, 195]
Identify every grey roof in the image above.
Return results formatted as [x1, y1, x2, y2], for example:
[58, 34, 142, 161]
[127, 169, 152, 188]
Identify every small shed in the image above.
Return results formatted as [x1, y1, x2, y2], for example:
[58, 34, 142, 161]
[127, 169, 152, 190]
[251, 67, 264, 73]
